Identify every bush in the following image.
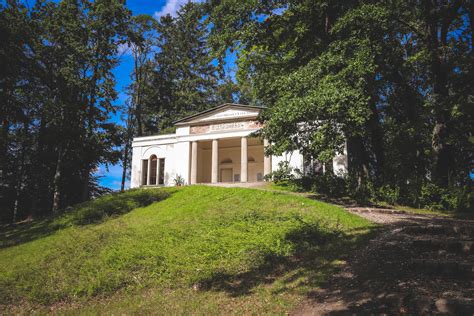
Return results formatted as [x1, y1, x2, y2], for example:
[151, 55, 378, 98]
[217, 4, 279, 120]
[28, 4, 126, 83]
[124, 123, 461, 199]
[376, 185, 400, 205]
[173, 175, 185, 186]
[264, 161, 296, 184]
[419, 183, 473, 212]
[73, 189, 170, 224]
[312, 173, 348, 198]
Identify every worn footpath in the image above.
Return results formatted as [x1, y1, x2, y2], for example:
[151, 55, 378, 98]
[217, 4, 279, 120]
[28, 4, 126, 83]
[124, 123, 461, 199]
[293, 207, 474, 315]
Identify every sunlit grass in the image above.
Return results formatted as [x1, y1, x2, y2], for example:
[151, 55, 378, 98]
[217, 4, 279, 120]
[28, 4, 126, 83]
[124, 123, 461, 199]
[0, 185, 374, 314]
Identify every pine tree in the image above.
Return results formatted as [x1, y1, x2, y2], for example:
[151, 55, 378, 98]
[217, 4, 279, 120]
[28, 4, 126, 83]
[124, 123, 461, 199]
[143, 2, 220, 135]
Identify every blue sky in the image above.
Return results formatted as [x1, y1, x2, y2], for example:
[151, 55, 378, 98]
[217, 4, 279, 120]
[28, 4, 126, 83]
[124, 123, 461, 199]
[98, 0, 206, 190]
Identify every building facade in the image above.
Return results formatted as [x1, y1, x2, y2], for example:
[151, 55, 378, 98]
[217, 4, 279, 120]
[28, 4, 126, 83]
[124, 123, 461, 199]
[130, 104, 348, 188]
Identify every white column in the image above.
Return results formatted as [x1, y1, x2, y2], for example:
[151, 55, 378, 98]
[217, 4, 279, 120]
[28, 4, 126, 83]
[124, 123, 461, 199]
[241, 136, 248, 182]
[191, 141, 198, 184]
[156, 158, 161, 185]
[146, 158, 151, 185]
[263, 139, 272, 177]
[211, 139, 219, 183]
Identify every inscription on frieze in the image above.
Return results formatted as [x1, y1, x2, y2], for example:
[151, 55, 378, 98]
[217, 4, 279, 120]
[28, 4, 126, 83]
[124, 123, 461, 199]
[210, 122, 246, 131]
[190, 120, 262, 134]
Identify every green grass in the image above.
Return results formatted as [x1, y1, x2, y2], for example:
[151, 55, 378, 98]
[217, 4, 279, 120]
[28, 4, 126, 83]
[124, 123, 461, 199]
[0, 186, 374, 314]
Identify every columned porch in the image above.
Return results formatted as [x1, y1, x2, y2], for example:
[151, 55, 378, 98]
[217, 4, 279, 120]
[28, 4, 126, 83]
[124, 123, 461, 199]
[190, 137, 271, 184]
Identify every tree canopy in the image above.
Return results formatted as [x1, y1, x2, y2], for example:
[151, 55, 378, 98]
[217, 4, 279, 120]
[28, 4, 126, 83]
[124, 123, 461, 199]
[205, 0, 473, 209]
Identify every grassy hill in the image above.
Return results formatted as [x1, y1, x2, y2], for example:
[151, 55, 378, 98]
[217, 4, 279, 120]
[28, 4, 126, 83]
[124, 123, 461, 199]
[0, 186, 374, 314]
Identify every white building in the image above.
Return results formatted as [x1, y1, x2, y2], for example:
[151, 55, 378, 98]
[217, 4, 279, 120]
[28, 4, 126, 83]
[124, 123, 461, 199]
[130, 103, 347, 188]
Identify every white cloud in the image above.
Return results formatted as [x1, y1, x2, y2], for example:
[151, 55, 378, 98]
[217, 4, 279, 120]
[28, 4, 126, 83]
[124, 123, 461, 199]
[154, 0, 202, 19]
[117, 42, 132, 56]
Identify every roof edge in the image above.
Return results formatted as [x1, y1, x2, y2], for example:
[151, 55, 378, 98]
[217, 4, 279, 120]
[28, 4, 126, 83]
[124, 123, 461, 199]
[173, 103, 266, 125]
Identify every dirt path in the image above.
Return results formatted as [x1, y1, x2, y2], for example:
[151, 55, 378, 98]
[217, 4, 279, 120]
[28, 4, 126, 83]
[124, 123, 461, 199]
[292, 208, 474, 315]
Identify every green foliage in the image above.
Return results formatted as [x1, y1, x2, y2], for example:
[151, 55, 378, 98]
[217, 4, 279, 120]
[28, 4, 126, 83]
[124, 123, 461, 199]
[376, 185, 400, 206]
[419, 184, 473, 212]
[0, 0, 131, 220]
[311, 173, 348, 199]
[206, 0, 473, 209]
[264, 161, 296, 183]
[0, 186, 372, 313]
[139, 2, 221, 136]
[284, 173, 472, 212]
[172, 174, 185, 186]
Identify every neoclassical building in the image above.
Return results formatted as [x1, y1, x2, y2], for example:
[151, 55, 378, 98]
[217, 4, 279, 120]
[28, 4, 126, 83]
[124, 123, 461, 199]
[130, 103, 348, 188]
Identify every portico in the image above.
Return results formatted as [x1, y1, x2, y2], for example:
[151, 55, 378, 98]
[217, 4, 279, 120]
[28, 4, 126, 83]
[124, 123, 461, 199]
[190, 136, 269, 184]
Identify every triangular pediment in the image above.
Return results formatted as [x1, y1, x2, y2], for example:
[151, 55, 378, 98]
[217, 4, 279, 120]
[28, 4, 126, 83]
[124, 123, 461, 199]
[174, 104, 263, 126]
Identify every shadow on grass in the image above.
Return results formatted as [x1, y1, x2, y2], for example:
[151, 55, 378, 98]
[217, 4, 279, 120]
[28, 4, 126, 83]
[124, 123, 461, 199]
[196, 222, 377, 298]
[301, 216, 474, 315]
[274, 184, 474, 219]
[0, 219, 66, 249]
[0, 189, 173, 249]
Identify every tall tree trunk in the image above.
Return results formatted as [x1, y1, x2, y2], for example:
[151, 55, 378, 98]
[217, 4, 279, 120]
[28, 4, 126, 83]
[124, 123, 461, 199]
[426, 1, 462, 187]
[82, 68, 98, 202]
[13, 120, 29, 222]
[30, 110, 47, 218]
[0, 118, 9, 181]
[52, 148, 64, 213]
[120, 141, 129, 192]
[429, 22, 450, 186]
[12, 150, 24, 223]
[12, 179, 22, 223]
[347, 136, 370, 190]
[28, 181, 38, 220]
[368, 102, 385, 183]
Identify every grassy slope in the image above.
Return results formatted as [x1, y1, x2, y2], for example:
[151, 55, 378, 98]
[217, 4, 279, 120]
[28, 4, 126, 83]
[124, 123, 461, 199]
[0, 186, 373, 314]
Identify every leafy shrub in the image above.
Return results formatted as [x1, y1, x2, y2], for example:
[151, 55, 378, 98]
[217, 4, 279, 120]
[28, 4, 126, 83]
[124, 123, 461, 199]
[312, 173, 348, 198]
[264, 161, 296, 183]
[376, 185, 400, 205]
[295, 176, 314, 191]
[419, 183, 473, 212]
[73, 189, 170, 224]
[173, 174, 185, 186]
[454, 186, 474, 212]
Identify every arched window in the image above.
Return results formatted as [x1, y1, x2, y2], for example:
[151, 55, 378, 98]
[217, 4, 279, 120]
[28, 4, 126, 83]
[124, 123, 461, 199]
[158, 158, 165, 185]
[149, 155, 158, 185]
[141, 160, 148, 185]
[248, 156, 255, 162]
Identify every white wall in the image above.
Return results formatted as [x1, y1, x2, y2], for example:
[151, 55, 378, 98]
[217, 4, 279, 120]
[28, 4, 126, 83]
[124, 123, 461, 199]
[174, 141, 191, 185]
[332, 143, 348, 176]
[130, 141, 190, 188]
[270, 149, 348, 177]
[130, 146, 143, 188]
[271, 150, 304, 175]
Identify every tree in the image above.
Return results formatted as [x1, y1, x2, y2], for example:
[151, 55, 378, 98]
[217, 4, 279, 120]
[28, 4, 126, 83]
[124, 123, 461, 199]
[206, 0, 473, 207]
[0, 0, 131, 221]
[142, 2, 220, 135]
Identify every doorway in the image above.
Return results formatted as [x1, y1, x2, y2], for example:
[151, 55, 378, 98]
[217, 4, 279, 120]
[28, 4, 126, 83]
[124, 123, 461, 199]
[220, 168, 233, 182]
